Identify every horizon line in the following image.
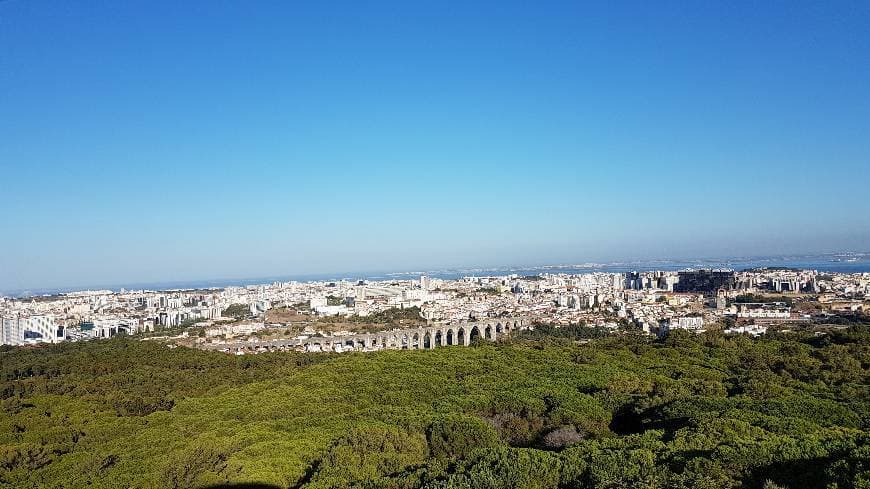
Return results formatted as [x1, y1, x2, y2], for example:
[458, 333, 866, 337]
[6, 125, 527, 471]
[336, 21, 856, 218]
[3, 250, 868, 298]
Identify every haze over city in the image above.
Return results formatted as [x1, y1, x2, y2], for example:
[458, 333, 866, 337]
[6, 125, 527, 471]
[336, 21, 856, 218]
[2, 1, 869, 291]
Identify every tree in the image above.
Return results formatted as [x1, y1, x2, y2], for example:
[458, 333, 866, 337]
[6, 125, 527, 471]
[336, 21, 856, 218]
[222, 303, 250, 320]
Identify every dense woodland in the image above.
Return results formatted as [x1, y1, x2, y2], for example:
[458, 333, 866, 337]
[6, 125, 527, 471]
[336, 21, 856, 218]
[0, 325, 868, 488]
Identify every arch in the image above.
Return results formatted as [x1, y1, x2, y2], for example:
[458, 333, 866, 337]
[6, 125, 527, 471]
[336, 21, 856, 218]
[458, 327, 466, 346]
[484, 325, 492, 340]
[470, 326, 481, 343]
[434, 330, 443, 347]
[402, 334, 409, 350]
[424, 331, 432, 349]
[356, 339, 365, 350]
[496, 323, 503, 334]
[344, 339, 354, 347]
[446, 329, 454, 346]
[412, 332, 420, 349]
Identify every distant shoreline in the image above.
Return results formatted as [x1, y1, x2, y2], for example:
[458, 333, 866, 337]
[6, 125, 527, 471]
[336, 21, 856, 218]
[3, 252, 868, 299]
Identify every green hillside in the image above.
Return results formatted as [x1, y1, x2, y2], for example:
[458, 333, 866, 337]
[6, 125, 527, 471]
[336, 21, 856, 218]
[1, 327, 868, 488]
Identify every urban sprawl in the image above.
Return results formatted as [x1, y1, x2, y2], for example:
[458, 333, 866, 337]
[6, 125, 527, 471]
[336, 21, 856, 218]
[2, 268, 868, 352]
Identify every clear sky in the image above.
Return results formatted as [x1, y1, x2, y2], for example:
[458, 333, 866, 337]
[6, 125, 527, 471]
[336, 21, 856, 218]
[1, 1, 869, 291]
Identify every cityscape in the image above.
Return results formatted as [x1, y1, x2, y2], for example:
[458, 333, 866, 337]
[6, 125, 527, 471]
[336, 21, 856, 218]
[2, 1, 869, 488]
[3, 263, 869, 351]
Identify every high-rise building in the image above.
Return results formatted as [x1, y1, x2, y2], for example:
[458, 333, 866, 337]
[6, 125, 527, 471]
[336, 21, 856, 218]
[674, 270, 736, 293]
[1, 315, 22, 346]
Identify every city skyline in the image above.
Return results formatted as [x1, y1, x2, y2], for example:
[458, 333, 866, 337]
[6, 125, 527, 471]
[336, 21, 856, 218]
[2, 1, 869, 291]
[3, 249, 869, 297]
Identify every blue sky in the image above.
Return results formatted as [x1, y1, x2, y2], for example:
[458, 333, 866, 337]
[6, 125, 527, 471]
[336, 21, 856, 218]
[1, 1, 869, 290]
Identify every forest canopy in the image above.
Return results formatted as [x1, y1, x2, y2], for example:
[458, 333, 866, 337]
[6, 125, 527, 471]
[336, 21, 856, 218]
[0, 325, 868, 488]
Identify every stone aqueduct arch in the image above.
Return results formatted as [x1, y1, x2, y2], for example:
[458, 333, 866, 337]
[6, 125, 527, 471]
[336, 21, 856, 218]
[294, 317, 530, 352]
[208, 317, 531, 354]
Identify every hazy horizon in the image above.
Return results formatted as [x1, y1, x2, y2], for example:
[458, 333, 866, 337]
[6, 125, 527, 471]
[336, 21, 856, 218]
[4, 249, 869, 295]
[2, 1, 869, 291]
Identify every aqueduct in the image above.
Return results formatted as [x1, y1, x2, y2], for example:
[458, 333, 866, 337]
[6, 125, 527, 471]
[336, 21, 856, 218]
[202, 317, 531, 354]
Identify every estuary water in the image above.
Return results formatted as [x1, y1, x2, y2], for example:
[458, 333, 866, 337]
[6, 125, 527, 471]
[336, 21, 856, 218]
[6, 254, 868, 298]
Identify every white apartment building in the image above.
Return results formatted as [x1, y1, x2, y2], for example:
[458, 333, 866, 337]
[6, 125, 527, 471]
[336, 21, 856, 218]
[0, 314, 64, 345]
[659, 316, 705, 336]
[735, 303, 791, 319]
